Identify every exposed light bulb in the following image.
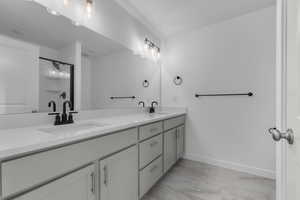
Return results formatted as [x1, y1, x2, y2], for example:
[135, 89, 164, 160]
[64, 0, 69, 6]
[151, 48, 156, 61]
[157, 51, 161, 59]
[144, 43, 148, 51]
[86, 0, 93, 18]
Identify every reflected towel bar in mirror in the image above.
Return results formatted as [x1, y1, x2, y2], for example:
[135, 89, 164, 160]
[195, 92, 253, 98]
[110, 96, 136, 100]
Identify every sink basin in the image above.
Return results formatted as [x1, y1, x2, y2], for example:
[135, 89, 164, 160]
[39, 122, 109, 135]
[155, 112, 170, 115]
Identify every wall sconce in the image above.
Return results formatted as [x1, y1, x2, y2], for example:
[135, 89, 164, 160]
[144, 38, 160, 62]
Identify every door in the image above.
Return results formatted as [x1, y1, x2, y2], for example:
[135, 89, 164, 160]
[164, 128, 177, 173]
[176, 126, 185, 159]
[14, 164, 96, 200]
[0, 35, 39, 114]
[272, 0, 300, 199]
[99, 145, 138, 200]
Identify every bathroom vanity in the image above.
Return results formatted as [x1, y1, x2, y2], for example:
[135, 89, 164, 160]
[0, 1, 185, 199]
[0, 113, 185, 200]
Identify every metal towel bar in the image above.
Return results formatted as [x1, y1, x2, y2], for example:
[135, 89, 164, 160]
[110, 96, 136, 100]
[195, 92, 253, 98]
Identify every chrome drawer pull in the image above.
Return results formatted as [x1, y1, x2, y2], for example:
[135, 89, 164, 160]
[90, 172, 95, 194]
[104, 166, 108, 186]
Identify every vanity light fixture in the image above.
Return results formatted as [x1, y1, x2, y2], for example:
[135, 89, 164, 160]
[144, 38, 161, 61]
[86, 0, 93, 18]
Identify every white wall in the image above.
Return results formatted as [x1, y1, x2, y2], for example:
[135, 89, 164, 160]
[59, 42, 82, 110]
[162, 6, 276, 178]
[89, 50, 160, 109]
[81, 54, 93, 110]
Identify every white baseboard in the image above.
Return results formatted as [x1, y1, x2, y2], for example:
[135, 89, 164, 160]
[184, 154, 276, 180]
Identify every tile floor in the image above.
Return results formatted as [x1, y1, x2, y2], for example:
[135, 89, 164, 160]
[142, 159, 275, 200]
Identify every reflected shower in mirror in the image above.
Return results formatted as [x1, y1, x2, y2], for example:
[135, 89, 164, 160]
[39, 57, 74, 113]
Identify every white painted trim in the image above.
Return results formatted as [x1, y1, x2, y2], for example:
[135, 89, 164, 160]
[275, 0, 287, 199]
[185, 154, 276, 180]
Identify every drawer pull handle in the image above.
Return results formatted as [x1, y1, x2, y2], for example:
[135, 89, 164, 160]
[150, 165, 158, 173]
[91, 172, 95, 194]
[150, 141, 159, 147]
[104, 166, 108, 186]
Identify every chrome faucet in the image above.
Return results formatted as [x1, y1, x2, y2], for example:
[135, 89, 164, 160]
[138, 101, 145, 108]
[48, 100, 56, 112]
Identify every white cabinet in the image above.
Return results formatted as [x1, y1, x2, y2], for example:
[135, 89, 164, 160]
[139, 134, 163, 169]
[100, 145, 138, 200]
[2, 116, 185, 200]
[176, 125, 185, 159]
[164, 128, 177, 173]
[14, 164, 96, 200]
[139, 156, 163, 198]
[2, 128, 137, 198]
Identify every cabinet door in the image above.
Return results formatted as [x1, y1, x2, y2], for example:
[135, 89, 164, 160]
[14, 164, 96, 200]
[100, 145, 138, 200]
[164, 128, 177, 173]
[177, 125, 185, 159]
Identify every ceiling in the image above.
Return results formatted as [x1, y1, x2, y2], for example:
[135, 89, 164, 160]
[0, 0, 126, 57]
[115, 0, 276, 38]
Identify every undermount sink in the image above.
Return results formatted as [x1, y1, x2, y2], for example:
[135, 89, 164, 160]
[155, 112, 170, 115]
[39, 122, 110, 135]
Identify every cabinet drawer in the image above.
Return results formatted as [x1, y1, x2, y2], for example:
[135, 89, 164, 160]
[139, 134, 162, 169]
[139, 121, 163, 141]
[139, 156, 163, 198]
[1, 128, 138, 198]
[164, 116, 185, 131]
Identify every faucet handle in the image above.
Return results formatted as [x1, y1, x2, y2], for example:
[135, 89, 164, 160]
[68, 111, 78, 124]
[48, 112, 60, 116]
[48, 112, 61, 126]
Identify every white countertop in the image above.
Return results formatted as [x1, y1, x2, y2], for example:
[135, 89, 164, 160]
[0, 111, 185, 161]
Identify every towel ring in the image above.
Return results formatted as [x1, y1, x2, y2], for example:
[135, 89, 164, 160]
[143, 80, 150, 88]
[173, 76, 183, 86]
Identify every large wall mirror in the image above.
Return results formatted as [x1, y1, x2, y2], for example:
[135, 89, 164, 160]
[0, 0, 161, 115]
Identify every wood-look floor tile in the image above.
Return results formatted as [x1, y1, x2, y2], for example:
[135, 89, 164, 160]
[142, 159, 275, 200]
